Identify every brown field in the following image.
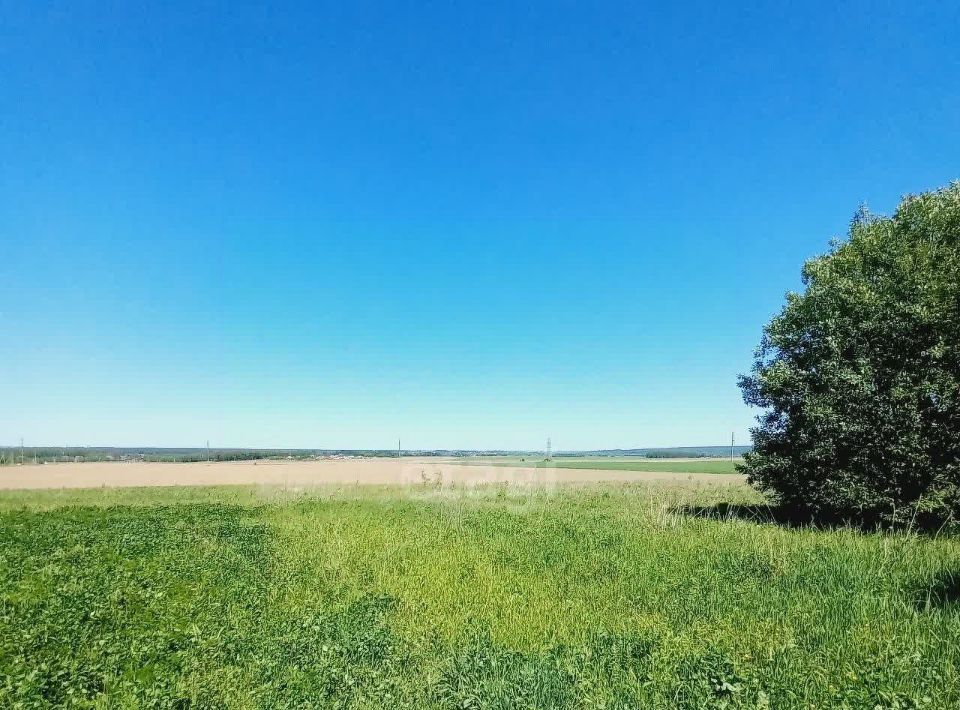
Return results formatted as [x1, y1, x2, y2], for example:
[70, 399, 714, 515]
[0, 458, 745, 490]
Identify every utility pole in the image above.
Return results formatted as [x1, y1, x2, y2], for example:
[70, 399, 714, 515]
[730, 432, 735, 462]
[20, 437, 24, 465]
[398, 439, 401, 460]
[206, 440, 210, 462]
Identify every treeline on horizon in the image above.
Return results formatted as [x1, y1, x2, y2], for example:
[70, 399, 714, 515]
[0, 447, 401, 465]
[0, 445, 752, 465]
[565, 446, 752, 459]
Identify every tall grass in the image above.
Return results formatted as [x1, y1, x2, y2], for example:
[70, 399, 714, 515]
[1, 482, 957, 707]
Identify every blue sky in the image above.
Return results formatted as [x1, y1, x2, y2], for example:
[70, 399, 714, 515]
[2, 1, 958, 450]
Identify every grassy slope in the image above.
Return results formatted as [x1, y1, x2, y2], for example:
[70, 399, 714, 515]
[1, 483, 958, 708]
[463, 457, 741, 474]
[553, 458, 739, 474]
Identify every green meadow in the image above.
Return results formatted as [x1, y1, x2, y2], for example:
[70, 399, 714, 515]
[465, 457, 741, 474]
[552, 458, 739, 474]
[1, 482, 958, 708]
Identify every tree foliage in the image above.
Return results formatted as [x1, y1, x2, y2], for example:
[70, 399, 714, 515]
[739, 183, 960, 525]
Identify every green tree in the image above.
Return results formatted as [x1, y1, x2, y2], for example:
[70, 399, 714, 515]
[739, 183, 960, 525]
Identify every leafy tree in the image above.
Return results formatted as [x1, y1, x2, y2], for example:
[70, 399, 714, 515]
[739, 183, 960, 525]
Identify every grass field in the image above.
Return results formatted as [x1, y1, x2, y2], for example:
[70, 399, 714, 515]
[2, 482, 958, 708]
[463, 457, 741, 474]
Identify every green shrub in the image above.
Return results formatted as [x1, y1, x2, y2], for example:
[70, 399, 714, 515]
[739, 183, 960, 525]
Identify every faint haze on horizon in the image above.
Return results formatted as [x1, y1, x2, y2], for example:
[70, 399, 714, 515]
[2, 1, 958, 451]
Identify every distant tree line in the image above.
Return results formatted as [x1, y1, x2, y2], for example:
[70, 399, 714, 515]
[0, 447, 471, 465]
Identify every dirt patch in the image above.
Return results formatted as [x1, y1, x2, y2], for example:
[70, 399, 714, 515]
[0, 459, 745, 491]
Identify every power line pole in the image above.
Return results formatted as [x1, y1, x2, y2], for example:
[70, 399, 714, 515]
[730, 432, 735, 462]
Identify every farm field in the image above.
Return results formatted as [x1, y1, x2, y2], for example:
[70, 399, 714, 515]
[461, 457, 741, 474]
[1, 481, 958, 708]
[0, 458, 744, 490]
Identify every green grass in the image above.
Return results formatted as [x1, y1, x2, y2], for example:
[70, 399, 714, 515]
[464, 457, 741, 474]
[1, 482, 958, 708]
[552, 458, 740, 474]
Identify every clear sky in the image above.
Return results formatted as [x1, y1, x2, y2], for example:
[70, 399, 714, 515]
[2, 1, 958, 450]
